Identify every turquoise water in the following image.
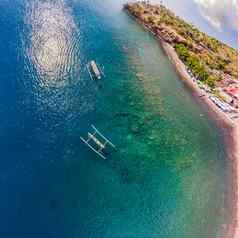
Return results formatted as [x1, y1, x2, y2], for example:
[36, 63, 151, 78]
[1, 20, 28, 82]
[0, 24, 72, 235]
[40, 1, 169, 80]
[0, 0, 227, 237]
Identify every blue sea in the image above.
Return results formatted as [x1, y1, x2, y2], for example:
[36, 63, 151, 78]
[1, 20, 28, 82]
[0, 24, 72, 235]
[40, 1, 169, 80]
[0, 0, 228, 237]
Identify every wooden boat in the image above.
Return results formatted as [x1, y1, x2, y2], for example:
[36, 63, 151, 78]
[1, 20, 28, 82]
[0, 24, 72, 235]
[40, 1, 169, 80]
[87, 60, 104, 80]
[80, 125, 116, 160]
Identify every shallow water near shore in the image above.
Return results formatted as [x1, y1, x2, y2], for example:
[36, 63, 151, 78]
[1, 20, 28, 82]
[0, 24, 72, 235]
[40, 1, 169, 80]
[0, 0, 228, 237]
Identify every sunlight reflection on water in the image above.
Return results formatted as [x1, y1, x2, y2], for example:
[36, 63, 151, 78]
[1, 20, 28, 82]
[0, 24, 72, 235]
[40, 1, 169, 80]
[20, 0, 97, 125]
[24, 0, 80, 88]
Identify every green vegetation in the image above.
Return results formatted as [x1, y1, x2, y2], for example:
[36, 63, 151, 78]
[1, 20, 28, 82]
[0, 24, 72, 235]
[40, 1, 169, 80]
[175, 43, 216, 88]
[124, 2, 238, 89]
[174, 43, 189, 61]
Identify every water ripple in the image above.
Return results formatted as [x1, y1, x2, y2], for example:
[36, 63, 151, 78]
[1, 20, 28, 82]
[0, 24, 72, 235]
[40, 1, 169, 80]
[18, 0, 97, 128]
[23, 0, 80, 87]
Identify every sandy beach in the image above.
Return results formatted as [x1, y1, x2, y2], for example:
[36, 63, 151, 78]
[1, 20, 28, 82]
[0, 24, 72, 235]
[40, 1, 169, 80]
[125, 8, 238, 238]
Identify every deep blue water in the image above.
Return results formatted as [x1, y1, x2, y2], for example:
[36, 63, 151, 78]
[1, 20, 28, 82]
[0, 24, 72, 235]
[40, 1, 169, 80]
[0, 0, 227, 237]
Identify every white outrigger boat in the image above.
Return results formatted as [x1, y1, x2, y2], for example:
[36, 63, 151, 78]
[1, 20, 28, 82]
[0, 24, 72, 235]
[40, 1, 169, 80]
[80, 125, 116, 160]
[87, 60, 104, 80]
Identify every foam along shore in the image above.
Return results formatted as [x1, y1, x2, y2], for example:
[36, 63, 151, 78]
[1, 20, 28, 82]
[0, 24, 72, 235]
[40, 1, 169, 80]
[124, 3, 238, 238]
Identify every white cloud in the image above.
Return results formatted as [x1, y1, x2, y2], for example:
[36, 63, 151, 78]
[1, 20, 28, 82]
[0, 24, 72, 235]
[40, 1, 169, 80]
[194, 0, 238, 31]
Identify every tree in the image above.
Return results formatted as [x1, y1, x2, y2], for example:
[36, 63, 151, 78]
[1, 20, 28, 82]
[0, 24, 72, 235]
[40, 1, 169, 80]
[175, 43, 189, 61]
[205, 76, 216, 88]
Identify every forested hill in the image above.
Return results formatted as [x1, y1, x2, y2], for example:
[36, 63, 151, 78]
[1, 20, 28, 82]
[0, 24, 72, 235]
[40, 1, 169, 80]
[124, 2, 238, 88]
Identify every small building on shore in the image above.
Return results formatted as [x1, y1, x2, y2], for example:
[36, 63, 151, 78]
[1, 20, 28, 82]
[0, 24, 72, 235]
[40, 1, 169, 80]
[217, 88, 234, 104]
[224, 87, 238, 99]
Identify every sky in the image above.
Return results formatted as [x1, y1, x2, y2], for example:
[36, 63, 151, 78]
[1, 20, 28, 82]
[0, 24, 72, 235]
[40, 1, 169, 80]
[151, 0, 238, 49]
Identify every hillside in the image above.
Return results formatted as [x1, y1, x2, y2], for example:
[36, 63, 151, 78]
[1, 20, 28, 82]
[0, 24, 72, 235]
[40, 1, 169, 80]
[124, 2, 238, 90]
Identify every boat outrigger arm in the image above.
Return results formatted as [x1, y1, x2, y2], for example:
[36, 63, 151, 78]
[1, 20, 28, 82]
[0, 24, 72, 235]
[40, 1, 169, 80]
[80, 125, 116, 160]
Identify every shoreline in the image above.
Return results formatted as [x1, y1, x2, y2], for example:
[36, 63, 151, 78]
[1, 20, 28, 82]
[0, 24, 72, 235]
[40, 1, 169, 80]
[124, 8, 238, 238]
[162, 41, 238, 238]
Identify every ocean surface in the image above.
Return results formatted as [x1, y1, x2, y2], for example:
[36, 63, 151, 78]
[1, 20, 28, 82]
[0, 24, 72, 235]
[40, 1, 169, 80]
[0, 0, 228, 237]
